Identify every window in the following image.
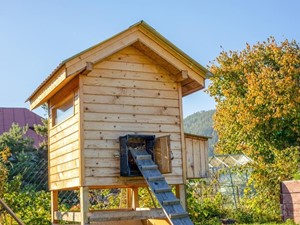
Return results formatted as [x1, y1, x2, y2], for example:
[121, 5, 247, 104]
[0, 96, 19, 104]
[52, 94, 74, 126]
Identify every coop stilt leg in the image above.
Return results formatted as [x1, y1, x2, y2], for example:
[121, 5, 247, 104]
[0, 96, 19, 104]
[132, 187, 139, 209]
[175, 184, 187, 211]
[80, 187, 89, 225]
[126, 188, 133, 209]
[51, 190, 58, 224]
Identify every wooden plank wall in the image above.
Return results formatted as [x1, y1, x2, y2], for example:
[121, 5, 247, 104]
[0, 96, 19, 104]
[185, 135, 208, 179]
[48, 79, 80, 190]
[82, 46, 183, 186]
[281, 180, 300, 224]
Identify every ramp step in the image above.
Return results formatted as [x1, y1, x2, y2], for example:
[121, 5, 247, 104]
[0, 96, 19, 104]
[162, 199, 181, 206]
[154, 187, 172, 193]
[147, 176, 165, 181]
[135, 155, 152, 160]
[130, 148, 194, 225]
[140, 165, 158, 170]
[169, 212, 189, 219]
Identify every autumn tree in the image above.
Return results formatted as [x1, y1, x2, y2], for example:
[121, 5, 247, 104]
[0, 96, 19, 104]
[208, 37, 300, 222]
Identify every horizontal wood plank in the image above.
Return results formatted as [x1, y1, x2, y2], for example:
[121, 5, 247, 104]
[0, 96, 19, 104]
[49, 159, 80, 174]
[106, 50, 155, 65]
[84, 104, 180, 116]
[83, 77, 177, 91]
[50, 168, 79, 182]
[49, 114, 79, 137]
[84, 157, 182, 169]
[84, 121, 181, 133]
[94, 60, 169, 74]
[54, 211, 81, 222]
[83, 139, 182, 150]
[85, 166, 182, 177]
[82, 85, 178, 99]
[89, 68, 174, 82]
[116, 46, 145, 56]
[83, 148, 182, 159]
[83, 112, 179, 124]
[50, 132, 79, 151]
[89, 208, 166, 222]
[83, 94, 179, 107]
[50, 177, 80, 190]
[50, 150, 80, 167]
[84, 176, 182, 186]
[83, 130, 181, 141]
[50, 121, 79, 144]
[49, 141, 79, 159]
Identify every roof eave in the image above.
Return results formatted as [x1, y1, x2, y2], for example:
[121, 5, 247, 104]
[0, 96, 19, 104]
[138, 21, 210, 77]
[27, 21, 209, 106]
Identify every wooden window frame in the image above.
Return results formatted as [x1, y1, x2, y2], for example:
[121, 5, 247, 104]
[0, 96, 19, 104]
[51, 93, 75, 127]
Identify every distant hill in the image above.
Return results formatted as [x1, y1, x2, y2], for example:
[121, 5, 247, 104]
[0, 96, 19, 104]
[184, 110, 217, 155]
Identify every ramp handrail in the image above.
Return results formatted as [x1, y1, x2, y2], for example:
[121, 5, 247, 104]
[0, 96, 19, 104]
[0, 198, 25, 225]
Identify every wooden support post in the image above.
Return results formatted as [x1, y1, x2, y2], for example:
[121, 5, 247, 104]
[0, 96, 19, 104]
[126, 188, 133, 209]
[175, 184, 187, 211]
[51, 190, 58, 224]
[132, 187, 139, 209]
[178, 84, 187, 183]
[80, 187, 89, 225]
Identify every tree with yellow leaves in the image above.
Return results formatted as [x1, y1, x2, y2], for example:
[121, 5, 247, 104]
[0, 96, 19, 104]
[208, 37, 300, 222]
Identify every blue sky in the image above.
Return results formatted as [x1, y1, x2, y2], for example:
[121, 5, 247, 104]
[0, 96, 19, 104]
[1, 0, 299, 117]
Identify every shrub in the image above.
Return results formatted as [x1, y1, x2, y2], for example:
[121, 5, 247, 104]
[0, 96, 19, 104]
[186, 179, 227, 225]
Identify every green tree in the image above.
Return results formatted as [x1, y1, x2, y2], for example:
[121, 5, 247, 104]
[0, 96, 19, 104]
[34, 118, 48, 160]
[208, 37, 300, 222]
[0, 123, 50, 224]
[0, 153, 8, 197]
[0, 123, 48, 190]
[0, 123, 34, 155]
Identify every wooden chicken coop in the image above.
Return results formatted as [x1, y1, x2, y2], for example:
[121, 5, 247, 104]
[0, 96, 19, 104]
[27, 21, 210, 225]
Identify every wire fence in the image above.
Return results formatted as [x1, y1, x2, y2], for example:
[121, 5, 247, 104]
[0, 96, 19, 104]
[0, 156, 250, 224]
[8, 158, 48, 191]
[0, 159, 157, 224]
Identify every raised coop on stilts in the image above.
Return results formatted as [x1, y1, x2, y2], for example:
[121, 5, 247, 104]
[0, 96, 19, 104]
[27, 21, 210, 225]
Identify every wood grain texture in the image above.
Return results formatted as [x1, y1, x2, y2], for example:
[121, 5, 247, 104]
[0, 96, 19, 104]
[81, 46, 183, 186]
[48, 84, 80, 190]
[185, 136, 209, 179]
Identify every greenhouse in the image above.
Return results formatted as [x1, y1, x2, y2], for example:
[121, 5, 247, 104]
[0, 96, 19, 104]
[208, 154, 253, 208]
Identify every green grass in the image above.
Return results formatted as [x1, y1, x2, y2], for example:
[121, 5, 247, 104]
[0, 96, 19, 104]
[240, 221, 297, 225]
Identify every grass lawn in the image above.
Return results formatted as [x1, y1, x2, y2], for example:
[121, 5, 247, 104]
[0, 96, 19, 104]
[240, 222, 297, 225]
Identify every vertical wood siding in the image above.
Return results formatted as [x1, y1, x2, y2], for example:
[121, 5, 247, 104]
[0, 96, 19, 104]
[185, 135, 209, 179]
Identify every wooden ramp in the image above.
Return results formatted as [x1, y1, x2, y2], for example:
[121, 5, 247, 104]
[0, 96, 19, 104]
[0, 198, 25, 225]
[130, 148, 194, 225]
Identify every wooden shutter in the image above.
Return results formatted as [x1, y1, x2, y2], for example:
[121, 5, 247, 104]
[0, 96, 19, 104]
[185, 134, 209, 179]
[154, 135, 172, 174]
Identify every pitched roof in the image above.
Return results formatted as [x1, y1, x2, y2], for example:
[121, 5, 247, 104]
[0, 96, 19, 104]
[0, 107, 44, 147]
[27, 21, 209, 109]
